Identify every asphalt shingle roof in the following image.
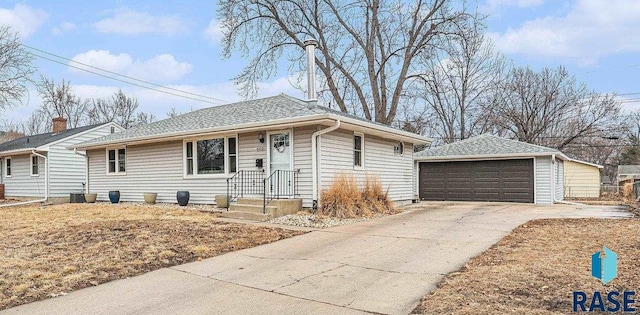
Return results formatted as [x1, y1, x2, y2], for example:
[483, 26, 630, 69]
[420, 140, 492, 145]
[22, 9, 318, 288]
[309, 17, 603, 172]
[76, 94, 404, 148]
[0, 123, 106, 153]
[618, 165, 640, 175]
[415, 134, 561, 159]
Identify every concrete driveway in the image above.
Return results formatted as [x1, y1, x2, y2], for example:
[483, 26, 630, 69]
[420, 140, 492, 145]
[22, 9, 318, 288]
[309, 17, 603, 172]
[1, 202, 630, 315]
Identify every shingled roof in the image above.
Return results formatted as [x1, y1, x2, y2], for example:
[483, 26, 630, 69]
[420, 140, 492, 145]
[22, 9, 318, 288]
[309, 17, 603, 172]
[0, 123, 108, 154]
[74, 94, 429, 149]
[415, 134, 566, 160]
[618, 165, 640, 176]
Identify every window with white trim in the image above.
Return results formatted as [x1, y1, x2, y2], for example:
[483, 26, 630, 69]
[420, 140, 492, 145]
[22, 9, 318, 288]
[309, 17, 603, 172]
[30, 155, 39, 176]
[5, 157, 11, 177]
[354, 133, 363, 168]
[184, 136, 237, 176]
[107, 148, 126, 174]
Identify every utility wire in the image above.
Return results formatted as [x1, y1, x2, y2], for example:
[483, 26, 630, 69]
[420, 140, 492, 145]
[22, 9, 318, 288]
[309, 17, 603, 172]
[30, 51, 224, 105]
[22, 44, 228, 104]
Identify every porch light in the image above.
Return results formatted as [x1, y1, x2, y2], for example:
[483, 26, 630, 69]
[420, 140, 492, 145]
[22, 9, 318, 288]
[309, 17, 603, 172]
[259, 133, 265, 143]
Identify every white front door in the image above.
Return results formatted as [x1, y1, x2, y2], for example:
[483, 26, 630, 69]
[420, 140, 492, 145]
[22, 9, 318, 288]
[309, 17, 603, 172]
[268, 131, 292, 196]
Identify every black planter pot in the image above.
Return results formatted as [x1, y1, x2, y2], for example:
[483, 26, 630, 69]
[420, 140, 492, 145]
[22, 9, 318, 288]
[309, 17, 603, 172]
[177, 191, 190, 206]
[109, 190, 120, 204]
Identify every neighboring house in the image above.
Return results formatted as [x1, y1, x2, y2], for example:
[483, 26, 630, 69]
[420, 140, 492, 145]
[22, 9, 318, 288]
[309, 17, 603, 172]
[563, 159, 603, 198]
[0, 118, 124, 201]
[414, 134, 566, 204]
[71, 94, 430, 208]
[617, 165, 640, 186]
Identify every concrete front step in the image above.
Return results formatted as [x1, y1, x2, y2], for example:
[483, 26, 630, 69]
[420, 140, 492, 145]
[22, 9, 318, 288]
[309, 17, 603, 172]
[218, 211, 271, 222]
[229, 204, 278, 214]
[237, 197, 269, 206]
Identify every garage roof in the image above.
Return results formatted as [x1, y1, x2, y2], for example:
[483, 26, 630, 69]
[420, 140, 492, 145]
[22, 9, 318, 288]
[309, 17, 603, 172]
[415, 134, 569, 161]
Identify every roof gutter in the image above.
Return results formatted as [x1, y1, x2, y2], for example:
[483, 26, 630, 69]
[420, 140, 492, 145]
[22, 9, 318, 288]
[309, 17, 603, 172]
[72, 115, 335, 150]
[74, 148, 89, 194]
[311, 119, 341, 210]
[0, 147, 38, 157]
[415, 152, 569, 162]
[326, 113, 431, 144]
[73, 113, 431, 151]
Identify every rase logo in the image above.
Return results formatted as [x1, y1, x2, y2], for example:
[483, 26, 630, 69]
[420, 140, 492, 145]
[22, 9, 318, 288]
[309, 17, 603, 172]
[591, 246, 617, 285]
[572, 247, 636, 313]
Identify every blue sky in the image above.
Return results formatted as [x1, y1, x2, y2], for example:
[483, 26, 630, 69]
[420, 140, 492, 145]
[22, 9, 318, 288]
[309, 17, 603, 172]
[1, 0, 639, 123]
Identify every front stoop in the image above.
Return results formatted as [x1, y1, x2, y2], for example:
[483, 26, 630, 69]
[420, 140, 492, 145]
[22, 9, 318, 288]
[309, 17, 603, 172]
[219, 198, 302, 221]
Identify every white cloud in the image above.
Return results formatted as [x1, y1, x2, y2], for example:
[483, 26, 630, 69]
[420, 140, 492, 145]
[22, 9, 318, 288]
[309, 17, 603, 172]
[490, 0, 640, 65]
[484, 0, 544, 10]
[51, 22, 77, 35]
[0, 4, 47, 38]
[204, 19, 224, 42]
[70, 50, 193, 82]
[93, 8, 186, 36]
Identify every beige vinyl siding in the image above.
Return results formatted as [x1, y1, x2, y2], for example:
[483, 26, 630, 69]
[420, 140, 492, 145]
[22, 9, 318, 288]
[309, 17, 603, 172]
[236, 127, 314, 207]
[2, 154, 46, 198]
[293, 126, 314, 208]
[88, 140, 225, 204]
[48, 124, 117, 197]
[88, 127, 315, 206]
[564, 160, 601, 198]
[534, 156, 553, 204]
[319, 128, 414, 205]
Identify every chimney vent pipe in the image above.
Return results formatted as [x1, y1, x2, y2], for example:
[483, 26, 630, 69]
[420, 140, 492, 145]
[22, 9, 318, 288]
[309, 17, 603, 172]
[304, 39, 318, 103]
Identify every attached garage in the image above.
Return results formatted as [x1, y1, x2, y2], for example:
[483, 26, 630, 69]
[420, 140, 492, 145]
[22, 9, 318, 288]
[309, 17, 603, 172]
[414, 134, 567, 204]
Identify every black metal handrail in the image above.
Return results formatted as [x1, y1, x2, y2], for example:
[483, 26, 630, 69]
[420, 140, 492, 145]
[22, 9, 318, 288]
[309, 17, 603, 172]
[263, 169, 300, 213]
[226, 170, 265, 209]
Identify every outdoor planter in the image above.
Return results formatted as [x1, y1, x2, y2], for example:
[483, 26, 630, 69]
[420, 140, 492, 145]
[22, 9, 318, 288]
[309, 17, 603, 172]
[176, 191, 190, 206]
[84, 193, 97, 203]
[143, 193, 157, 204]
[108, 190, 120, 204]
[215, 195, 228, 208]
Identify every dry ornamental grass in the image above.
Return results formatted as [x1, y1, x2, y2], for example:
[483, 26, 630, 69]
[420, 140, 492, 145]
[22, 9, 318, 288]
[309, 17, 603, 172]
[0, 203, 304, 310]
[318, 173, 399, 218]
[412, 218, 640, 314]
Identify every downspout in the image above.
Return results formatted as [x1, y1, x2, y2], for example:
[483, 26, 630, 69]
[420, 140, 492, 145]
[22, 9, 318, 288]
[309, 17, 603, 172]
[312, 120, 341, 210]
[32, 150, 48, 200]
[551, 154, 556, 203]
[74, 148, 89, 193]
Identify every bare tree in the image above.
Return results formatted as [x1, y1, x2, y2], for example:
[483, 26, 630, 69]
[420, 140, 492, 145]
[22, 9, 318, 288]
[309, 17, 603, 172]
[37, 76, 88, 128]
[219, 0, 472, 124]
[486, 66, 621, 150]
[135, 112, 157, 126]
[87, 90, 140, 128]
[0, 26, 34, 111]
[413, 18, 506, 143]
[21, 110, 49, 135]
[166, 107, 182, 118]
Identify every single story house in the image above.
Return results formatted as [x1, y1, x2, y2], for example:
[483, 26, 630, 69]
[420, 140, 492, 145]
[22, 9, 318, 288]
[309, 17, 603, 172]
[72, 94, 431, 208]
[0, 118, 123, 201]
[414, 134, 566, 204]
[563, 159, 603, 198]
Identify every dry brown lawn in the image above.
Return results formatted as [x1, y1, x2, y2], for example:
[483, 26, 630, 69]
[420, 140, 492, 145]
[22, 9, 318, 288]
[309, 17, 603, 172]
[413, 218, 640, 314]
[0, 203, 305, 310]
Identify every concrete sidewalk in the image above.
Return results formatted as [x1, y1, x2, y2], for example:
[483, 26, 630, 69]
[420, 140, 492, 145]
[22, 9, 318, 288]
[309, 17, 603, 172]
[1, 202, 630, 315]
